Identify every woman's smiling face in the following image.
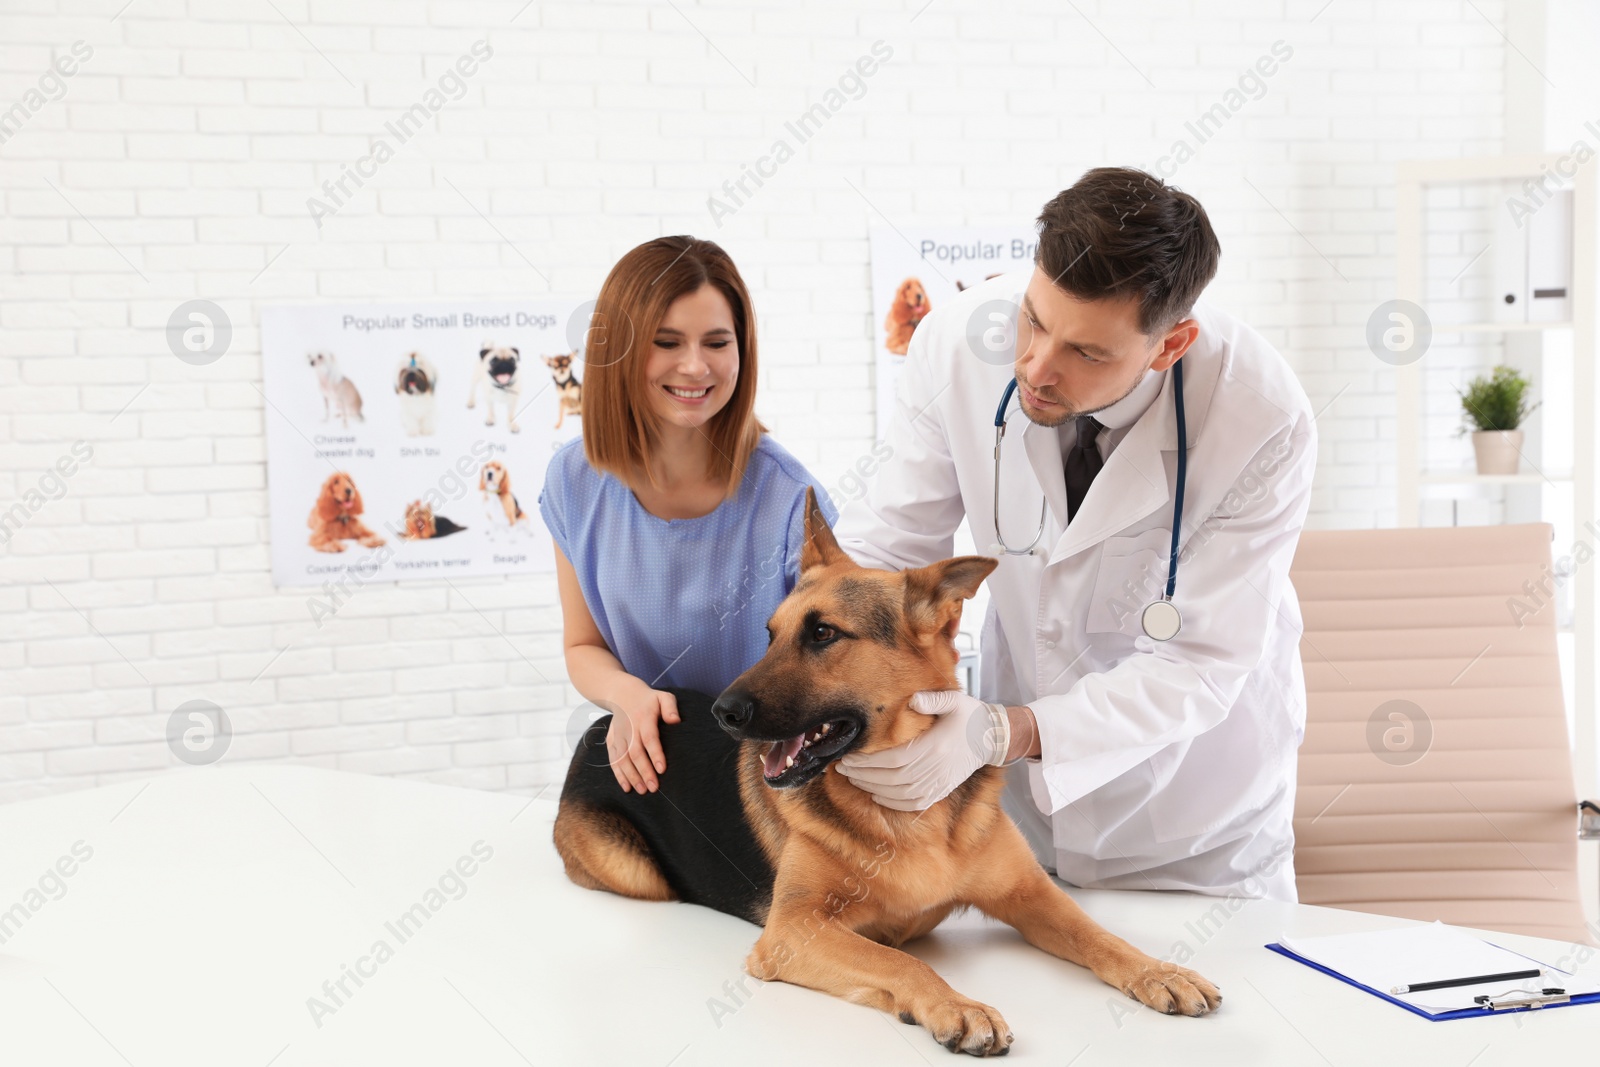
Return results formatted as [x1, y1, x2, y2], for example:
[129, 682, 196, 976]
[643, 283, 740, 431]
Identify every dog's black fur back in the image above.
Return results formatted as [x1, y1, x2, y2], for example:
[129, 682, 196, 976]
[559, 688, 774, 924]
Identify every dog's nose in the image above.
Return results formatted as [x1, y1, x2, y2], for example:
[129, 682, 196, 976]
[713, 691, 754, 733]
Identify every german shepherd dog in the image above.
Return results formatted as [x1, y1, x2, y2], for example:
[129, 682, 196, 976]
[555, 489, 1220, 1056]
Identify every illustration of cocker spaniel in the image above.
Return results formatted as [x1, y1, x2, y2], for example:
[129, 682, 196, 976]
[307, 472, 386, 553]
[884, 276, 931, 355]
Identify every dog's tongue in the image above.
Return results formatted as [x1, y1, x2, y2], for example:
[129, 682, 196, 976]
[763, 734, 805, 778]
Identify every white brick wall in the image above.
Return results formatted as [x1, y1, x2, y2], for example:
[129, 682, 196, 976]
[0, 0, 1511, 802]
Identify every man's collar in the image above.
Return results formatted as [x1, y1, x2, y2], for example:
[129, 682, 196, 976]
[1088, 363, 1164, 430]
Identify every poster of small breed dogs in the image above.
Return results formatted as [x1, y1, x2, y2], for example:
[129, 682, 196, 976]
[307, 472, 385, 553]
[468, 342, 522, 433]
[884, 276, 931, 355]
[401, 500, 466, 540]
[479, 461, 532, 540]
[544, 351, 583, 430]
[308, 351, 364, 428]
[394, 353, 437, 437]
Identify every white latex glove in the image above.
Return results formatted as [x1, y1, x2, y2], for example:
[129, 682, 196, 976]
[835, 689, 1010, 811]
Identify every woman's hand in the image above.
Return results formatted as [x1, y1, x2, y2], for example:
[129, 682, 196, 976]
[605, 679, 681, 794]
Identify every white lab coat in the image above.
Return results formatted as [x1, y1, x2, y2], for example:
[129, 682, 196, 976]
[836, 271, 1317, 901]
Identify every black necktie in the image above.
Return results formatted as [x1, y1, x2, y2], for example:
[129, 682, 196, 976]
[1065, 416, 1104, 523]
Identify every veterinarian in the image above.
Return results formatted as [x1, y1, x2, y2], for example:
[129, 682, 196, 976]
[833, 167, 1316, 901]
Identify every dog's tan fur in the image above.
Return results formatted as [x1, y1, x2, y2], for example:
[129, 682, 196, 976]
[554, 806, 676, 902]
[557, 489, 1220, 1055]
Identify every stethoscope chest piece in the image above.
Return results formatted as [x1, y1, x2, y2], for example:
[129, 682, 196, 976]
[1141, 599, 1182, 641]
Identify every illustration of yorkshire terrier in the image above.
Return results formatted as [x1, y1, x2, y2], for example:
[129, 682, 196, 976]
[544, 351, 583, 430]
[307, 472, 385, 553]
[401, 500, 467, 540]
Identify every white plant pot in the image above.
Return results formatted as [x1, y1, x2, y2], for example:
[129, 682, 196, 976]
[1471, 429, 1524, 475]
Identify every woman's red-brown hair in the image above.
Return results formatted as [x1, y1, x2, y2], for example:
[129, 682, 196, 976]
[581, 236, 763, 496]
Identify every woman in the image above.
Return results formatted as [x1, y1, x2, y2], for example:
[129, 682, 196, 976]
[539, 236, 838, 795]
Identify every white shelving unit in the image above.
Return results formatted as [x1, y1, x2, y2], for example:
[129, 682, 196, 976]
[1394, 152, 1597, 804]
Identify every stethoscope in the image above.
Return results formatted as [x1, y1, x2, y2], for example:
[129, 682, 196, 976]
[989, 359, 1188, 642]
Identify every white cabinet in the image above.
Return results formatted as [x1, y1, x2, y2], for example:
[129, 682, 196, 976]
[1393, 152, 1597, 801]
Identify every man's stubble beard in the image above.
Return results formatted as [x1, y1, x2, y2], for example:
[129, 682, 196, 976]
[1014, 357, 1153, 428]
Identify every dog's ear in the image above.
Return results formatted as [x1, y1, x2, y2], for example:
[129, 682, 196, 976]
[902, 556, 998, 642]
[479, 346, 491, 361]
[798, 486, 848, 572]
[509, 347, 520, 358]
[350, 483, 364, 516]
[316, 477, 340, 522]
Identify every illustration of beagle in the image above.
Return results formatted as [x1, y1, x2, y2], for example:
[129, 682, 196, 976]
[479, 461, 532, 540]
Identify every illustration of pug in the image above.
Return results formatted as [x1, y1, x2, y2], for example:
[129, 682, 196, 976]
[394, 352, 437, 437]
[468, 342, 522, 433]
[544, 351, 583, 430]
[308, 351, 364, 428]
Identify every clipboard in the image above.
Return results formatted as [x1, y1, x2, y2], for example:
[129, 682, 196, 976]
[1266, 942, 1600, 1020]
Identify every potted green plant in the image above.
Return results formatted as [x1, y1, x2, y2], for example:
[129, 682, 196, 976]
[1456, 364, 1539, 475]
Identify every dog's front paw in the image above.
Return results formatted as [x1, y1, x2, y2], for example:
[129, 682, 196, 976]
[1121, 963, 1221, 1017]
[912, 997, 1013, 1057]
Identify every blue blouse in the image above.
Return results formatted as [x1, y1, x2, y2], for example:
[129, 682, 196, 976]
[538, 435, 840, 697]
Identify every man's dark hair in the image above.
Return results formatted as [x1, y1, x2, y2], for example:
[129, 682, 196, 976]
[1035, 167, 1220, 337]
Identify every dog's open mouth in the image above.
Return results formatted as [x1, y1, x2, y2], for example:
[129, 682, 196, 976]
[760, 716, 861, 789]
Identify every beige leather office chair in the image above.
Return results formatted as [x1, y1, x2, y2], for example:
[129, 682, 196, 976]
[1290, 523, 1598, 944]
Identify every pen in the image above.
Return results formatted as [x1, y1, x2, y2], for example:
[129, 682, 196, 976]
[1390, 968, 1543, 994]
